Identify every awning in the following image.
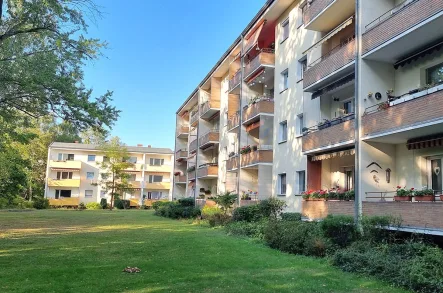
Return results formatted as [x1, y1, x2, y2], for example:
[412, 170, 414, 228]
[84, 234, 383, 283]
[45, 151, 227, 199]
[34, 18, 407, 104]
[407, 134, 443, 150]
[243, 19, 265, 56]
[311, 149, 355, 162]
[303, 16, 354, 55]
[312, 73, 355, 99]
[394, 39, 443, 69]
[51, 168, 80, 171]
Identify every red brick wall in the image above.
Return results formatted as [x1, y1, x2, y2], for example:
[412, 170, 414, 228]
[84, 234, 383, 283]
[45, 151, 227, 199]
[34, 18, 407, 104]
[362, 90, 443, 137]
[302, 120, 355, 152]
[304, 39, 355, 88]
[362, 0, 443, 54]
[302, 201, 443, 230]
[304, 0, 334, 25]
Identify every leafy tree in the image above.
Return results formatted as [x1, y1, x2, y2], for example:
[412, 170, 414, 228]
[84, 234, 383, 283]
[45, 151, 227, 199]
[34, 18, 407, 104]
[0, 144, 27, 204]
[213, 191, 238, 215]
[95, 137, 135, 209]
[0, 0, 119, 133]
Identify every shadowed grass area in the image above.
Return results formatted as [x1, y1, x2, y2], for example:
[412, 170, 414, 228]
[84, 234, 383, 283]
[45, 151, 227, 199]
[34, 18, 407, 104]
[0, 210, 409, 293]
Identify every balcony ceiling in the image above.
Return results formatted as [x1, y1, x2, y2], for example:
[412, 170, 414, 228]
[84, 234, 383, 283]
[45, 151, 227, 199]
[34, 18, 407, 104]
[306, 0, 355, 32]
[363, 12, 443, 63]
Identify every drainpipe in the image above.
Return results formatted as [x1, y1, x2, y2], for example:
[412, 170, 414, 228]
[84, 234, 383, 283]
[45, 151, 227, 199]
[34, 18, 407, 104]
[236, 35, 245, 207]
[194, 94, 201, 204]
[173, 116, 178, 201]
[354, 0, 363, 232]
[44, 146, 51, 199]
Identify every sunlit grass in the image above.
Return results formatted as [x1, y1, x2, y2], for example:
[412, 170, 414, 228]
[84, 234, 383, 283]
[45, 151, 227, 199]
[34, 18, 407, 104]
[0, 210, 409, 293]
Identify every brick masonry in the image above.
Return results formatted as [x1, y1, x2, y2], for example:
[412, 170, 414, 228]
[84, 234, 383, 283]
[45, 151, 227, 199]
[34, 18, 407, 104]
[304, 39, 355, 88]
[302, 200, 443, 230]
[304, 0, 334, 25]
[362, 90, 443, 137]
[302, 119, 355, 152]
[362, 0, 443, 54]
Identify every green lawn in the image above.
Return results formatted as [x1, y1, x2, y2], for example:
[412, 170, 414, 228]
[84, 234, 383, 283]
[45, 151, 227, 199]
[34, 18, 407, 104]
[0, 210, 409, 293]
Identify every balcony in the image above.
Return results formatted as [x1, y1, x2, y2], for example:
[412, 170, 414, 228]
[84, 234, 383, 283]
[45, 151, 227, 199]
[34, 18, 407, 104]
[128, 181, 142, 189]
[240, 150, 273, 169]
[228, 70, 241, 93]
[243, 49, 275, 81]
[188, 170, 196, 181]
[304, 36, 355, 92]
[304, 0, 355, 32]
[362, 85, 443, 141]
[49, 160, 81, 170]
[176, 125, 189, 139]
[228, 111, 240, 132]
[200, 100, 220, 120]
[49, 197, 80, 207]
[199, 131, 219, 150]
[197, 164, 218, 179]
[144, 182, 171, 190]
[242, 99, 274, 126]
[226, 156, 239, 172]
[124, 163, 144, 172]
[189, 138, 198, 154]
[175, 175, 187, 184]
[190, 111, 199, 127]
[175, 149, 188, 162]
[362, 0, 443, 62]
[145, 164, 172, 173]
[47, 178, 81, 188]
[302, 115, 355, 153]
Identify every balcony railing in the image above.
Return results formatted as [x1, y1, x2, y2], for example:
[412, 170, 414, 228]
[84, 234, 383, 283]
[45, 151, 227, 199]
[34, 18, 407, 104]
[304, 36, 355, 89]
[226, 156, 239, 171]
[197, 164, 218, 178]
[228, 111, 240, 131]
[189, 138, 198, 154]
[199, 130, 219, 149]
[188, 170, 196, 180]
[241, 150, 273, 167]
[304, 0, 334, 25]
[190, 111, 199, 126]
[242, 99, 274, 125]
[49, 160, 82, 170]
[175, 175, 187, 183]
[144, 182, 171, 190]
[228, 70, 241, 92]
[49, 197, 80, 207]
[244, 49, 275, 80]
[302, 115, 355, 152]
[200, 100, 220, 118]
[47, 178, 81, 188]
[176, 125, 189, 138]
[175, 149, 188, 160]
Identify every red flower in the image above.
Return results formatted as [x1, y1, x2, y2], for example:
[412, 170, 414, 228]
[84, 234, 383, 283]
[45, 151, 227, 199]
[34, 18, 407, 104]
[410, 188, 415, 191]
[396, 186, 402, 189]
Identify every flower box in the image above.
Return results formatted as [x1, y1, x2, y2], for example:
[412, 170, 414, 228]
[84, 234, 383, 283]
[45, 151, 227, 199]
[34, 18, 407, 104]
[394, 196, 412, 202]
[415, 195, 435, 202]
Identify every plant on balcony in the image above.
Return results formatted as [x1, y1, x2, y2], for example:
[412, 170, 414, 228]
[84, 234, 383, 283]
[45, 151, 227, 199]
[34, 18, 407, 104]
[330, 116, 343, 126]
[174, 171, 181, 176]
[318, 119, 331, 130]
[344, 190, 355, 201]
[394, 186, 413, 202]
[204, 189, 212, 195]
[228, 152, 236, 158]
[302, 127, 309, 135]
[187, 166, 196, 173]
[240, 145, 252, 155]
[377, 101, 390, 111]
[241, 191, 252, 200]
[414, 188, 435, 202]
[251, 145, 258, 152]
[198, 194, 205, 199]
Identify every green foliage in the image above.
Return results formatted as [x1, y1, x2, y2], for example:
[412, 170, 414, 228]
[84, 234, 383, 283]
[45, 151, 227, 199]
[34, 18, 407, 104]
[0, 144, 27, 202]
[152, 200, 169, 211]
[32, 197, 49, 209]
[154, 202, 201, 220]
[177, 197, 195, 207]
[225, 220, 268, 239]
[320, 215, 358, 247]
[258, 198, 286, 219]
[361, 215, 400, 243]
[201, 205, 222, 218]
[114, 199, 130, 210]
[232, 205, 263, 222]
[12, 197, 34, 209]
[207, 213, 231, 227]
[213, 191, 238, 214]
[86, 202, 102, 210]
[78, 202, 86, 210]
[100, 198, 108, 209]
[280, 212, 302, 221]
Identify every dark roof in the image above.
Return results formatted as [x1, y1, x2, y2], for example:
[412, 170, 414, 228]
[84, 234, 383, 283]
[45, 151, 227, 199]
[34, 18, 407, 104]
[50, 142, 173, 154]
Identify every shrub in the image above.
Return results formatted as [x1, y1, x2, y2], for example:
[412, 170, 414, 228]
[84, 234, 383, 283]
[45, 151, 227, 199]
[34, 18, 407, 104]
[100, 198, 108, 209]
[154, 202, 200, 219]
[225, 220, 268, 239]
[232, 205, 262, 222]
[281, 212, 302, 221]
[213, 191, 238, 214]
[320, 215, 357, 247]
[32, 197, 49, 210]
[201, 205, 222, 218]
[259, 198, 286, 219]
[152, 200, 169, 211]
[86, 202, 102, 210]
[361, 215, 400, 243]
[12, 197, 33, 209]
[114, 199, 130, 209]
[0, 198, 9, 209]
[178, 197, 194, 207]
[78, 202, 86, 210]
[208, 213, 231, 227]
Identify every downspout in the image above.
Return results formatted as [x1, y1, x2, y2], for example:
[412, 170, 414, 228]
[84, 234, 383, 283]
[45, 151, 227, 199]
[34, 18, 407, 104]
[194, 95, 201, 204]
[173, 115, 178, 201]
[44, 145, 51, 199]
[236, 35, 245, 206]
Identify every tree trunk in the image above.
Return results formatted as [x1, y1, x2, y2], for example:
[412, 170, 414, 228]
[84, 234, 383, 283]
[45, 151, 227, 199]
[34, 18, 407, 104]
[0, 0, 3, 22]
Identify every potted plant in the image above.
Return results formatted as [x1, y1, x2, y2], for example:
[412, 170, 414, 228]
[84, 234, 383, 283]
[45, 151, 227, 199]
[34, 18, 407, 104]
[344, 190, 355, 201]
[386, 89, 395, 101]
[317, 119, 331, 130]
[187, 166, 196, 172]
[302, 127, 309, 135]
[394, 186, 413, 202]
[414, 188, 435, 202]
[204, 189, 212, 196]
[241, 191, 252, 200]
[198, 194, 205, 199]
[251, 145, 258, 152]
[302, 190, 313, 201]
[330, 116, 343, 126]
[174, 171, 181, 176]
[240, 145, 252, 154]
[378, 101, 390, 111]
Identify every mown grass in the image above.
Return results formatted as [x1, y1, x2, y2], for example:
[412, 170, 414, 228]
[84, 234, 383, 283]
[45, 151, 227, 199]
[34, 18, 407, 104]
[0, 210, 410, 293]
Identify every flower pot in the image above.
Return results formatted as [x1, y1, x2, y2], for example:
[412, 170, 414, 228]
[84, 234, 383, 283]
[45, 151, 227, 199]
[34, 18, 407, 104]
[205, 200, 217, 207]
[394, 196, 412, 202]
[330, 118, 342, 126]
[318, 122, 330, 130]
[415, 195, 435, 202]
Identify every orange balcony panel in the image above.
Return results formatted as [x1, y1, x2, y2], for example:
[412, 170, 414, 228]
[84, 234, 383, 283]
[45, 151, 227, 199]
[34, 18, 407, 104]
[226, 156, 239, 172]
[197, 165, 218, 179]
[242, 100, 274, 125]
[302, 119, 355, 152]
[240, 150, 273, 168]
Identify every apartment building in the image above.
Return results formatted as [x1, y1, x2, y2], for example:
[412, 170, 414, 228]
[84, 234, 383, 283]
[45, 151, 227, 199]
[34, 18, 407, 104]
[174, 0, 443, 234]
[45, 142, 173, 207]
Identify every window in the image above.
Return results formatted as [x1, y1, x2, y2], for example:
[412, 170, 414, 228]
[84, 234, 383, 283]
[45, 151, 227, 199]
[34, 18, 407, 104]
[148, 175, 163, 183]
[426, 62, 443, 85]
[103, 156, 110, 163]
[101, 173, 109, 180]
[297, 2, 307, 27]
[85, 190, 93, 198]
[87, 155, 96, 162]
[55, 190, 71, 199]
[147, 191, 163, 200]
[125, 156, 137, 164]
[57, 153, 74, 161]
[296, 171, 306, 194]
[149, 158, 164, 166]
[280, 69, 289, 92]
[279, 121, 288, 143]
[100, 190, 107, 198]
[343, 100, 354, 115]
[127, 174, 136, 181]
[297, 56, 307, 81]
[55, 190, 60, 199]
[281, 18, 289, 43]
[296, 114, 304, 136]
[86, 172, 94, 180]
[278, 173, 287, 195]
[56, 172, 73, 179]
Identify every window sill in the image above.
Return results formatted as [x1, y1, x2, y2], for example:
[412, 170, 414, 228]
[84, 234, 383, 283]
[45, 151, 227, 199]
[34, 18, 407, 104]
[280, 37, 288, 44]
[277, 194, 287, 197]
[278, 140, 287, 144]
[295, 134, 303, 139]
[280, 88, 288, 94]
[296, 78, 303, 84]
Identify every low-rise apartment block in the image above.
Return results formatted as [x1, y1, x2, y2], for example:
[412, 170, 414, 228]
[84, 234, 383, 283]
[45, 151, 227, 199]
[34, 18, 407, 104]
[173, 0, 443, 234]
[45, 142, 173, 207]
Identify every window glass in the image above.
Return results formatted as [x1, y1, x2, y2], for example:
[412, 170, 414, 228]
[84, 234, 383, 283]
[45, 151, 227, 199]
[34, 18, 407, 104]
[149, 158, 164, 166]
[279, 121, 288, 142]
[296, 114, 304, 136]
[297, 171, 306, 193]
[298, 56, 307, 80]
[87, 155, 96, 162]
[85, 190, 93, 198]
[86, 172, 94, 180]
[281, 69, 289, 91]
[343, 100, 353, 114]
[279, 173, 287, 195]
[426, 62, 443, 85]
[281, 18, 289, 42]
[149, 175, 163, 183]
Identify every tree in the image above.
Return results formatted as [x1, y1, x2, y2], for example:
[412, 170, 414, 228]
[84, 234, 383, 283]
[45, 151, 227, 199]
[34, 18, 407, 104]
[95, 137, 134, 209]
[213, 191, 238, 215]
[0, 0, 119, 134]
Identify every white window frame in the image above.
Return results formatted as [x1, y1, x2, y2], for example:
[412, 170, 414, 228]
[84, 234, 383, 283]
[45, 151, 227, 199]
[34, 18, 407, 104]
[149, 158, 164, 166]
[148, 175, 163, 183]
[280, 69, 289, 92]
[296, 170, 306, 194]
[278, 173, 287, 196]
[297, 56, 307, 81]
[281, 18, 289, 43]
[86, 172, 94, 180]
[87, 154, 96, 162]
[85, 190, 93, 198]
[297, 2, 307, 28]
[279, 120, 288, 143]
[296, 113, 304, 137]
[57, 153, 74, 161]
[57, 172, 73, 180]
[342, 98, 354, 115]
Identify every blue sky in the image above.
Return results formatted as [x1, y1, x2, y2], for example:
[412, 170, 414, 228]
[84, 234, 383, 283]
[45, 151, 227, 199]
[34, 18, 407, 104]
[83, 0, 266, 149]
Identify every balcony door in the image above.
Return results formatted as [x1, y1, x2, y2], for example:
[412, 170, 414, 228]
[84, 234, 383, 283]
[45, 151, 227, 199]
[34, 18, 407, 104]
[344, 167, 354, 191]
[428, 157, 443, 194]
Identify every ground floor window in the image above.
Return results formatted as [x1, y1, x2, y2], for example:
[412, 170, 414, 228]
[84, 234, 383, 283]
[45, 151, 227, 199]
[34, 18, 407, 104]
[296, 171, 306, 194]
[147, 191, 163, 199]
[85, 190, 93, 198]
[278, 173, 287, 195]
[55, 190, 72, 199]
[429, 157, 443, 193]
[344, 167, 354, 191]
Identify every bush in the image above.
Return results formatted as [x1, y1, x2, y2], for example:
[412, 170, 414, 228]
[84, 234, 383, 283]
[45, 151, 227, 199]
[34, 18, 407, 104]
[232, 205, 262, 222]
[154, 202, 200, 219]
[320, 215, 357, 247]
[361, 215, 400, 243]
[12, 197, 34, 209]
[86, 202, 102, 210]
[178, 197, 194, 207]
[152, 200, 169, 211]
[201, 205, 222, 218]
[32, 197, 49, 209]
[78, 202, 86, 210]
[0, 198, 9, 209]
[259, 198, 286, 219]
[100, 198, 108, 209]
[281, 212, 302, 221]
[208, 213, 231, 227]
[114, 199, 130, 209]
[225, 220, 268, 239]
